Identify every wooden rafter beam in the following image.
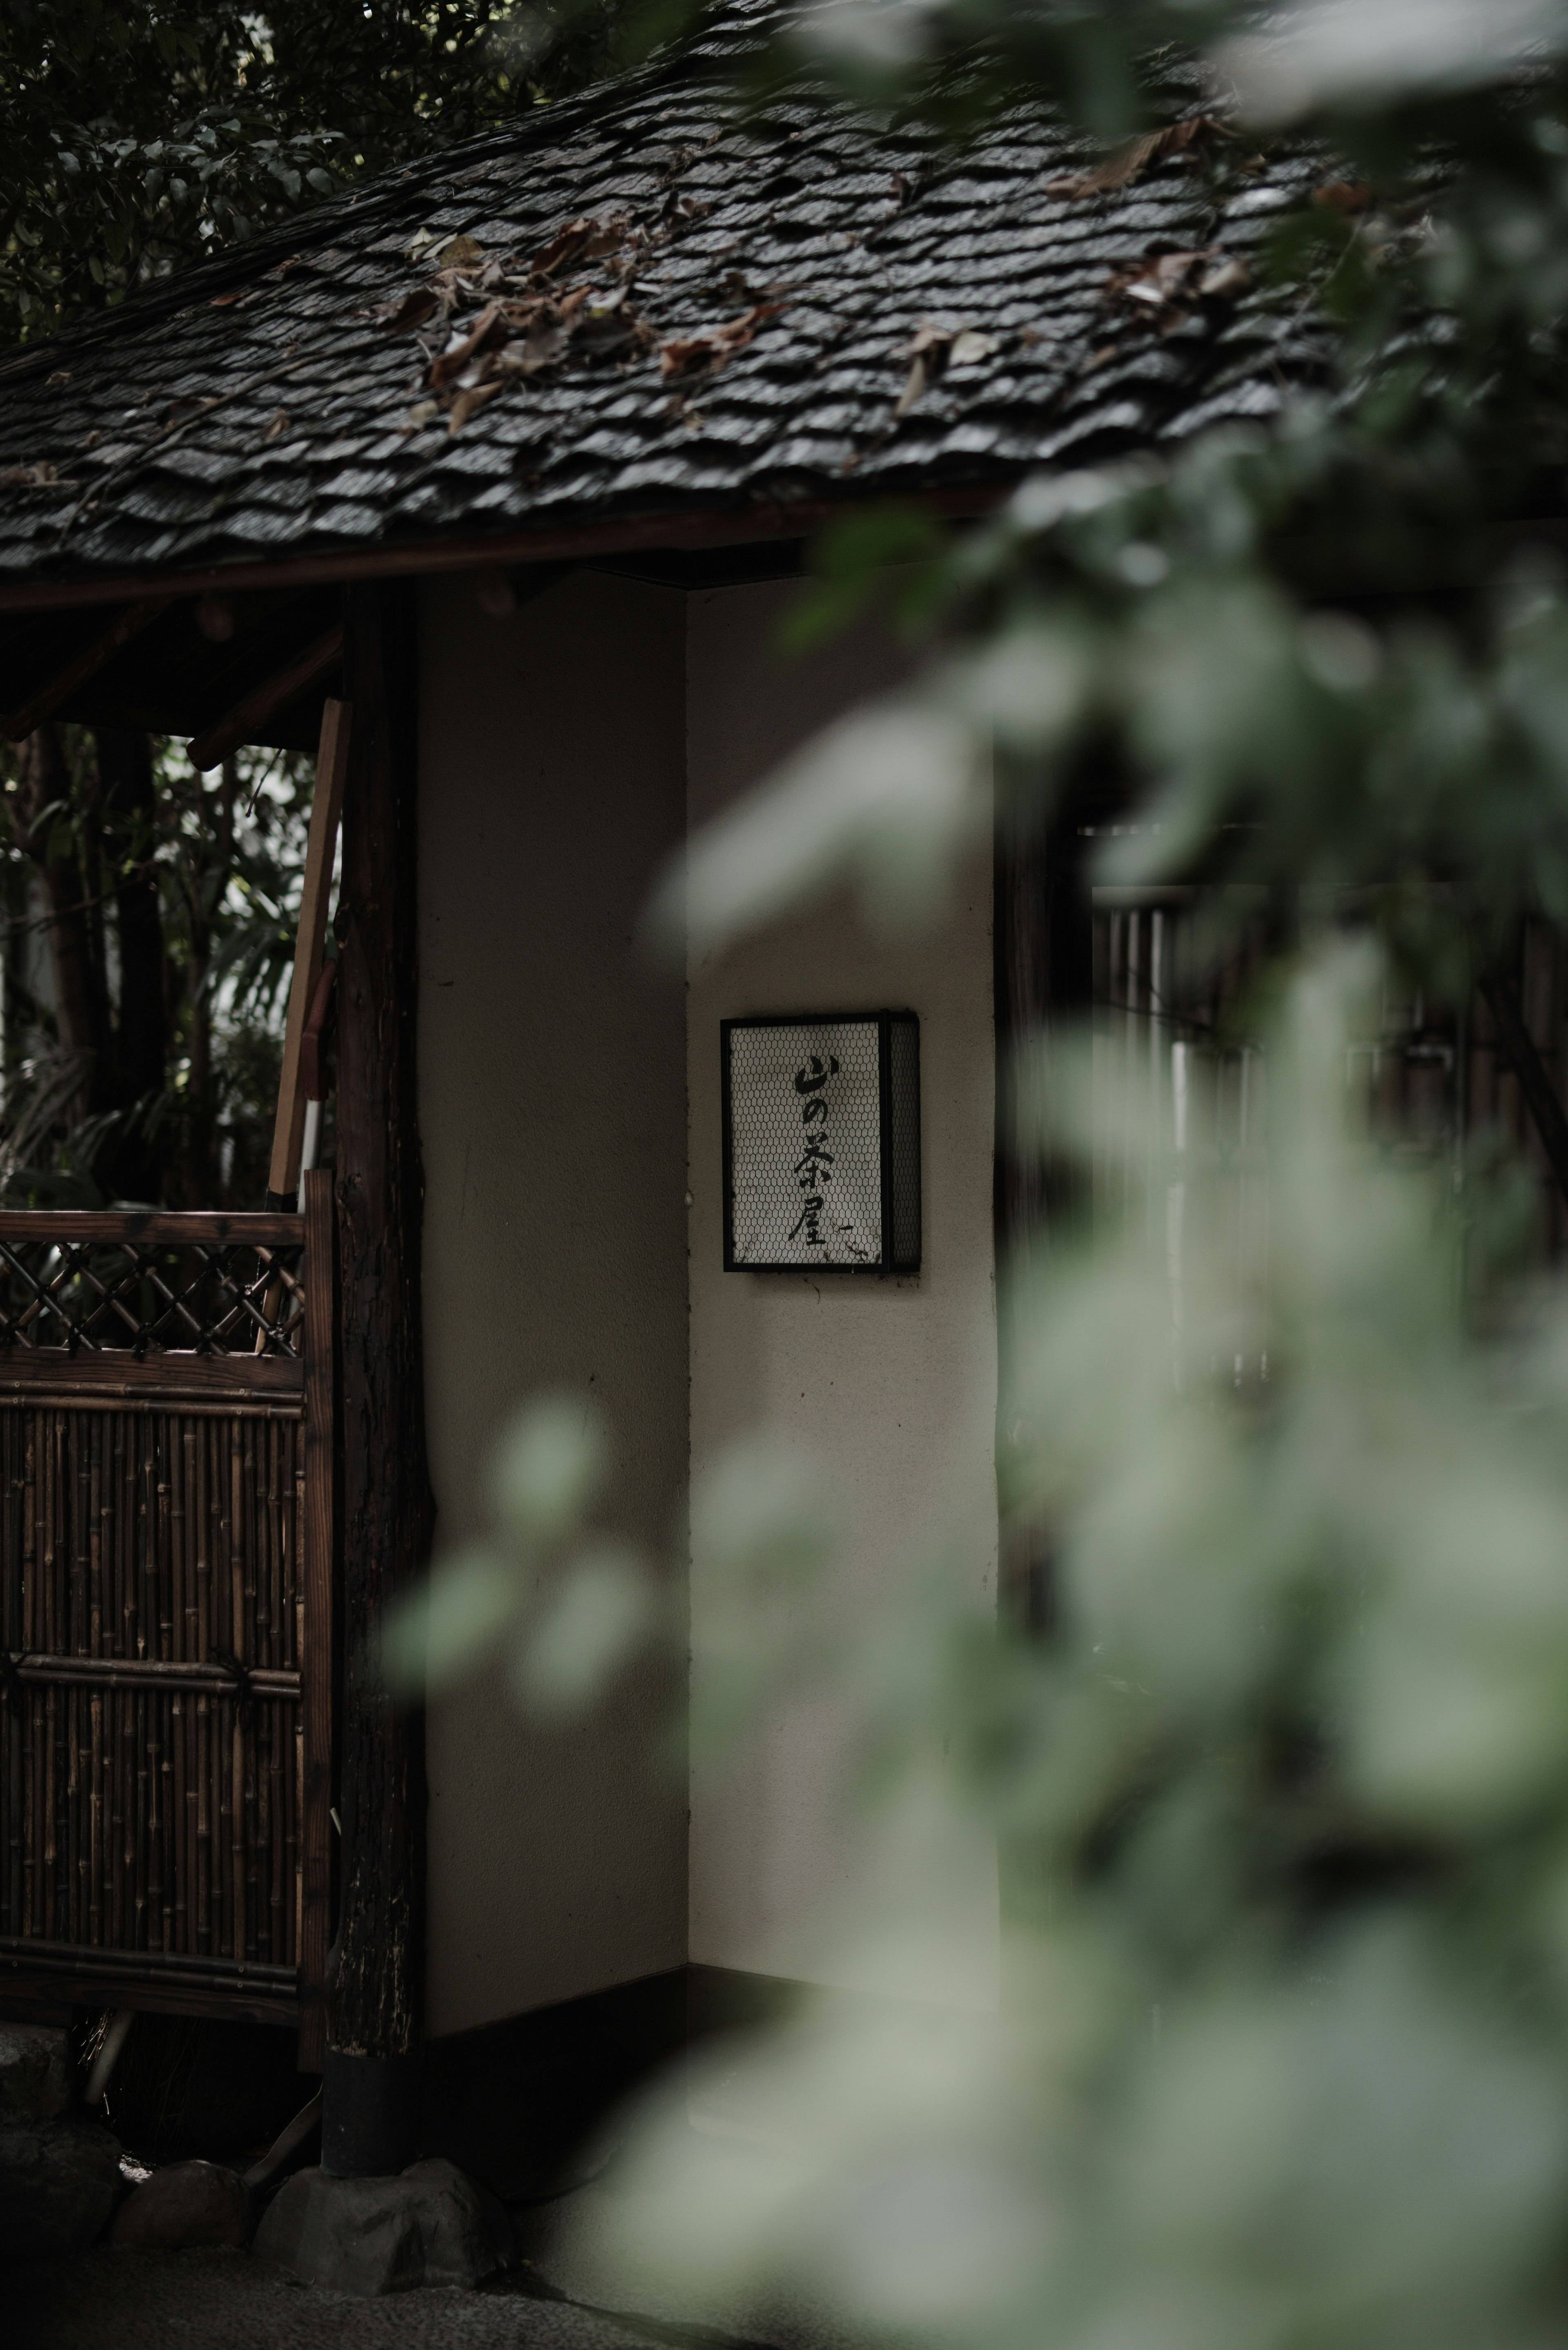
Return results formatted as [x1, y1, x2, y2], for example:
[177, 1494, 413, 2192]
[186, 620, 343, 771]
[2, 597, 170, 740]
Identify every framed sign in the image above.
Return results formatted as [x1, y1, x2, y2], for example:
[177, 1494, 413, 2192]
[721, 1012, 920, 1274]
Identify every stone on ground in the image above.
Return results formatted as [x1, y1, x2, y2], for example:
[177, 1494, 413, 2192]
[0, 2024, 73, 2123]
[0, 2118, 123, 2263]
[254, 2155, 514, 2295]
[108, 2155, 253, 2248]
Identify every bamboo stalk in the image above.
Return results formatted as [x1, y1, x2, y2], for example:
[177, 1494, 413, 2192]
[5, 1656, 301, 1694]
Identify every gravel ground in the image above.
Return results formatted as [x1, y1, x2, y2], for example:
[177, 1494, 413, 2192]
[7, 2245, 766, 2350]
[4, 2175, 823, 2350]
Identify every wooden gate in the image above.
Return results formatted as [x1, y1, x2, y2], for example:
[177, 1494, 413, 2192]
[0, 1172, 333, 2062]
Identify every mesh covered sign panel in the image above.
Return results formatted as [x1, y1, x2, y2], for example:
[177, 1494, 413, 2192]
[722, 1013, 920, 1274]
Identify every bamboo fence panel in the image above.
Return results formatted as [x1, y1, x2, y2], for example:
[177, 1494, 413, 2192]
[0, 1191, 332, 2045]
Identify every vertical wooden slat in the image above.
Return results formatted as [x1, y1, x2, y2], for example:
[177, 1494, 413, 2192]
[23, 1410, 37, 1936]
[299, 1166, 336, 2071]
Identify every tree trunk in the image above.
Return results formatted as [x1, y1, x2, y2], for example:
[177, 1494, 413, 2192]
[95, 727, 167, 1200]
[12, 725, 109, 1117]
[325, 580, 430, 2172]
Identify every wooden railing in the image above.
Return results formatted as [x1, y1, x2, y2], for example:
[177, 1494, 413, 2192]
[0, 1172, 334, 2060]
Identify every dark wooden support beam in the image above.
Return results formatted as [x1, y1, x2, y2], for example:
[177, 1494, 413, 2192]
[185, 620, 344, 771]
[993, 802, 1093, 1640]
[3, 598, 169, 739]
[324, 580, 430, 2175]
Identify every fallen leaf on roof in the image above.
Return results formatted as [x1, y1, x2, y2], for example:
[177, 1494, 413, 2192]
[531, 214, 631, 280]
[1047, 115, 1227, 199]
[1102, 246, 1250, 328]
[45, 371, 71, 387]
[435, 234, 485, 270]
[210, 292, 242, 308]
[379, 285, 441, 333]
[405, 398, 441, 430]
[1313, 179, 1373, 214]
[1197, 253, 1252, 299]
[79, 429, 101, 450]
[430, 301, 508, 388]
[889, 172, 913, 211]
[658, 301, 786, 378]
[0, 462, 60, 489]
[263, 410, 291, 441]
[263, 255, 304, 279]
[448, 379, 504, 433]
[892, 320, 999, 417]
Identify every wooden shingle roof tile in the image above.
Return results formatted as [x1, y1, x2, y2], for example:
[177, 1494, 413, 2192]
[0, 5, 1329, 591]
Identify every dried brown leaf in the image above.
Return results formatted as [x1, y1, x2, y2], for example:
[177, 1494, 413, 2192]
[1313, 179, 1373, 214]
[1049, 115, 1227, 200]
[448, 379, 505, 433]
[891, 319, 998, 413]
[658, 301, 787, 378]
[1198, 254, 1252, 299]
[893, 352, 929, 420]
[531, 214, 629, 281]
[1105, 245, 1250, 315]
[263, 410, 291, 441]
[45, 371, 71, 387]
[379, 285, 441, 333]
[430, 302, 508, 389]
[0, 462, 59, 490]
[435, 234, 485, 270]
[209, 293, 243, 310]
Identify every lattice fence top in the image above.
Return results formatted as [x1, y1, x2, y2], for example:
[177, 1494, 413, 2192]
[0, 1215, 304, 1360]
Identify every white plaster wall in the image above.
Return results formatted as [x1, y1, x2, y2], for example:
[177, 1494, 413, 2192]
[686, 580, 1000, 2009]
[419, 569, 689, 2037]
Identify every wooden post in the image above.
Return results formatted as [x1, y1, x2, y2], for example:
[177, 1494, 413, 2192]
[324, 582, 430, 2174]
[993, 803, 1092, 1637]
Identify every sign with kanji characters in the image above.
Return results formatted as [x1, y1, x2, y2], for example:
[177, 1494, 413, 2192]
[721, 1013, 921, 1275]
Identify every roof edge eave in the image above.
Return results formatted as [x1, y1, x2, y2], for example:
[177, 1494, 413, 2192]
[0, 478, 1013, 616]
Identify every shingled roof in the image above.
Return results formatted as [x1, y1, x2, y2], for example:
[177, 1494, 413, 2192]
[0, 5, 1328, 600]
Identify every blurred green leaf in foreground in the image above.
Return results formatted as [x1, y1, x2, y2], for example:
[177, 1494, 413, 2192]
[389, 0, 1568, 2341]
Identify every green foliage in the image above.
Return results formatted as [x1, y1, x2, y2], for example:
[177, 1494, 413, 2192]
[387, 6, 1568, 2345]
[0, 727, 314, 1206]
[0, 0, 644, 346]
[381, 1391, 666, 1709]
[594, 953, 1568, 2349]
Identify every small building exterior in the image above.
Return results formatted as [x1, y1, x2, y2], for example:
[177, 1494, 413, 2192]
[0, 11, 1319, 2181]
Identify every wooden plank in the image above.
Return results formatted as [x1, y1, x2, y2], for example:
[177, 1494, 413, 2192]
[268, 700, 352, 1207]
[186, 623, 344, 773]
[0, 1972, 295, 2029]
[3, 599, 170, 741]
[0, 1932, 297, 2025]
[298, 1166, 335, 2073]
[0, 1211, 302, 1246]
[0, 1353, 303, 1404]
[328, 582, 429, 2102]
